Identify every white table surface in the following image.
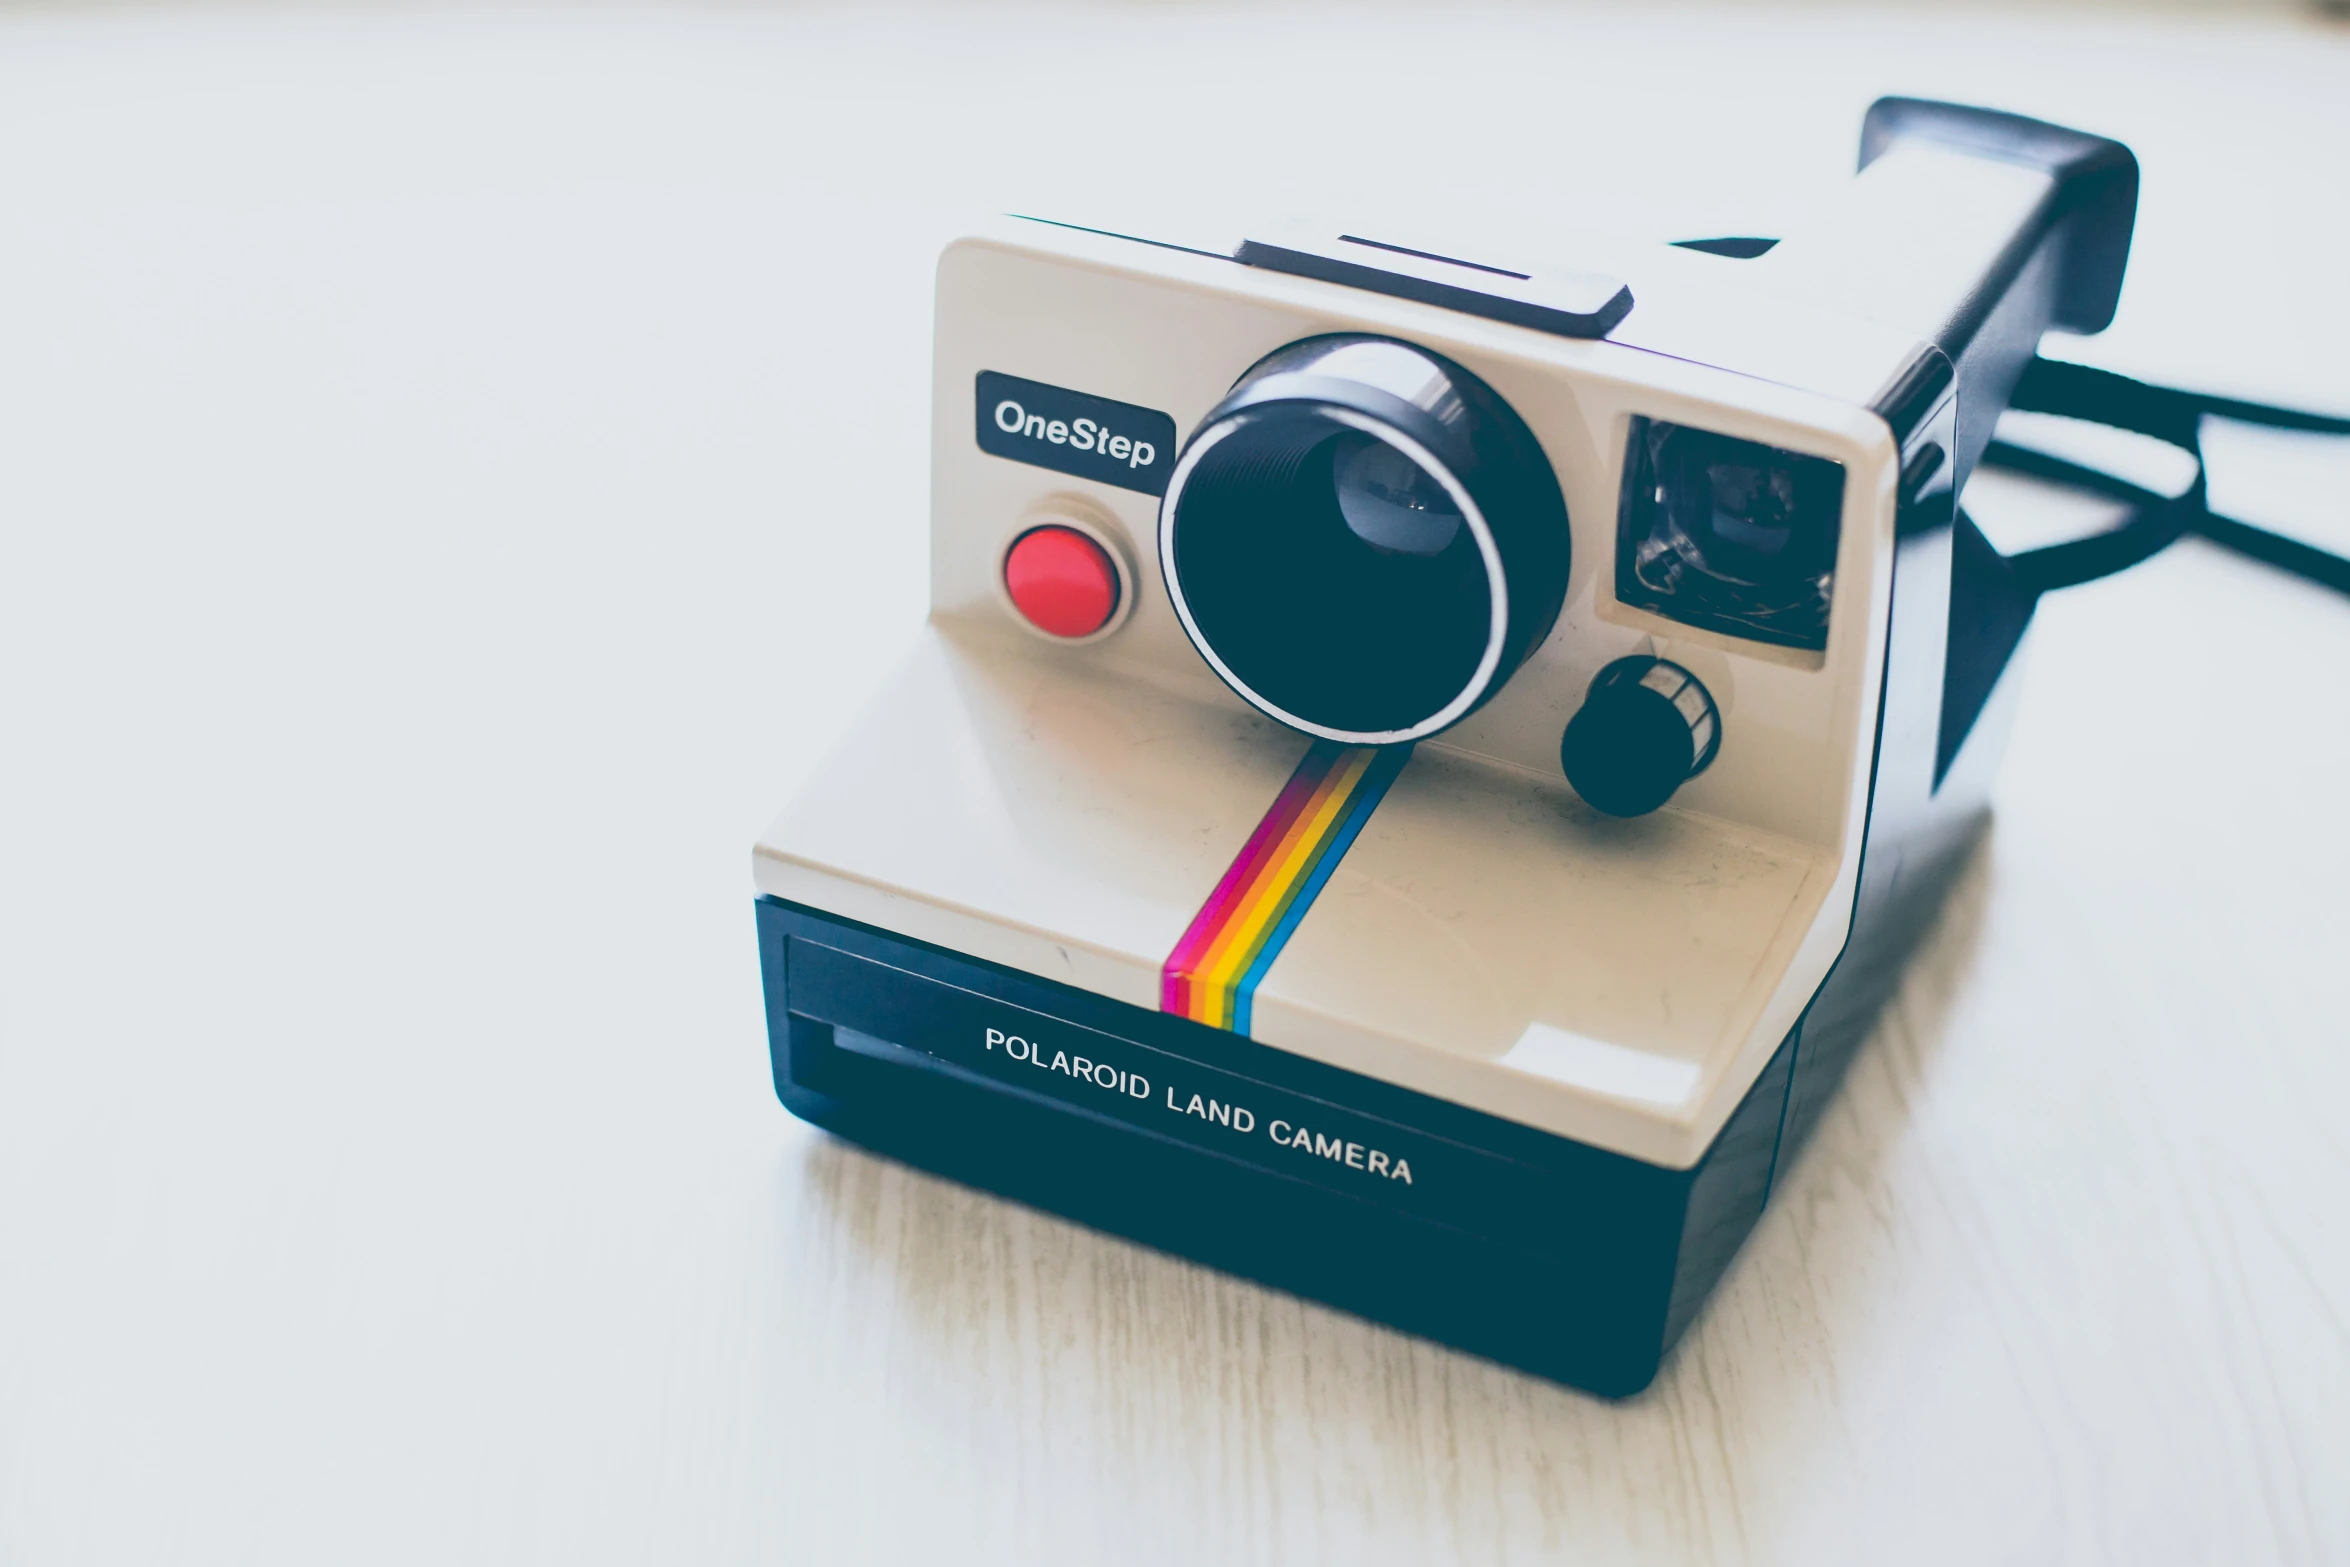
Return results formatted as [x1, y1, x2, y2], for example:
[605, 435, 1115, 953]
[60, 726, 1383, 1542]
[3, 6, 2347, 1563]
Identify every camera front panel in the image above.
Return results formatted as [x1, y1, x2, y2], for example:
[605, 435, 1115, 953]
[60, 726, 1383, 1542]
[745, 219, 1915, 1164]
[929, 221, 1899, 855]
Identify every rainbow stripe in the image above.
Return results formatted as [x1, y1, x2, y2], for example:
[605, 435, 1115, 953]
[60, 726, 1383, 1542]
[1161, 740, 1412, 1035]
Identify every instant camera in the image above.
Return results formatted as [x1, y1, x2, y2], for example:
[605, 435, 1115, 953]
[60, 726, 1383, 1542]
[753, 100, 2142, 1394]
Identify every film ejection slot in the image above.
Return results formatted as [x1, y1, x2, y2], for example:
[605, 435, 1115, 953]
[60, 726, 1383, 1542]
[1236, 233, 1633, 339]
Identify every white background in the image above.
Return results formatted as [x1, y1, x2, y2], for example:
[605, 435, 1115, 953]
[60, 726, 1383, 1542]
[2, 6, 2347, 1563]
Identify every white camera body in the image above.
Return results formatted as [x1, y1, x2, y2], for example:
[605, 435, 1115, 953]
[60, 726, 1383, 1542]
[753, 99, 2138, 1393]
[770, 216, 1914, 1166]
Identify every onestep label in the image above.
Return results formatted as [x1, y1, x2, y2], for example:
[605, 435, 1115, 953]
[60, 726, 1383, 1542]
[975, 371, 1179, 497]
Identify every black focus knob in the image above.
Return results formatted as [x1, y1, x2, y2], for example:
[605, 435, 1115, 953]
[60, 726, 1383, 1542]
[1560, 656, 1721, 818]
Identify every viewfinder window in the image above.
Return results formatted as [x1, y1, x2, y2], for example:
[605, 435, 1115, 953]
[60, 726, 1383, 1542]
[1615, 418, 1846, 651]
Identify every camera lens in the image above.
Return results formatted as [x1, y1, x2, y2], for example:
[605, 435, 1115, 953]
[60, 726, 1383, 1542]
[1615, 419, 1846, 651]
[1161, 337, 1570, 744]
[1165, 415, 1491, 736]
[1331, 433, 1465, 557]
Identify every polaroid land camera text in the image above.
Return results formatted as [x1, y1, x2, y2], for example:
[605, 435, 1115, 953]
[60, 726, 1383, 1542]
[754, 100, 2148, 1394]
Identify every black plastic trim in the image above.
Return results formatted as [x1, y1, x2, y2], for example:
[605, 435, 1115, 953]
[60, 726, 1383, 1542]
[1873, 346, 1958, 453]
[757, 895, 1801, 1397]
[1237, 234, 1633, 339]
[1669, 236, 1781, 260]
[1860, 98, 2139, 335]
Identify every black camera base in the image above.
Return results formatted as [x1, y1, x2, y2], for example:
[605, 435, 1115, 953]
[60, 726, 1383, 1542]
[756, 896, 1796, 1397]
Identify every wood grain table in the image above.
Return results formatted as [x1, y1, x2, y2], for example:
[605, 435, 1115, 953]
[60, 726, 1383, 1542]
[2, 6, 2345, 1563]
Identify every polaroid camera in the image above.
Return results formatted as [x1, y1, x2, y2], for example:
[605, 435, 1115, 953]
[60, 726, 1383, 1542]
[753, 100, 2140, 1395]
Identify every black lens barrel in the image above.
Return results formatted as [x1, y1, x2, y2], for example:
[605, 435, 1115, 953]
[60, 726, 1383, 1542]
[1161, 336, 1571, 744]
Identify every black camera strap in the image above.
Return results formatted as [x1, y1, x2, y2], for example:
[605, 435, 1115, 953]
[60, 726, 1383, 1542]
[1981, 357, 2350, 598]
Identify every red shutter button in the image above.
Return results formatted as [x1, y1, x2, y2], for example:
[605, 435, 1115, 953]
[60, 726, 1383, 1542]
[1003, 526, 1121, 638]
